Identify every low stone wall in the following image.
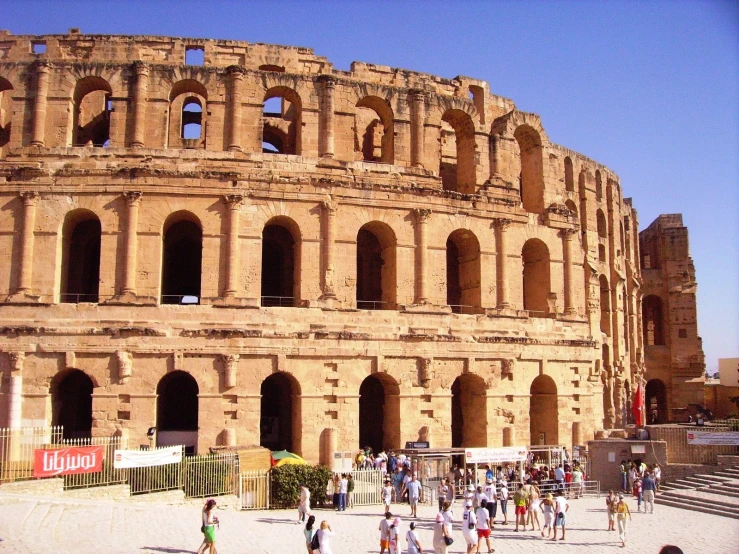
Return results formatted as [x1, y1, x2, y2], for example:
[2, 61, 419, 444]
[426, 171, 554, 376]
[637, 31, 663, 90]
[128, 489, 185, 504]
[0, 477, 63, 495]
[62, 484, 130, 501]
[587, 439, 667, 491]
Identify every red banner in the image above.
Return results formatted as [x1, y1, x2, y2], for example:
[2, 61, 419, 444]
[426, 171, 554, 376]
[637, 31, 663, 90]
[34, 446, 104, 477]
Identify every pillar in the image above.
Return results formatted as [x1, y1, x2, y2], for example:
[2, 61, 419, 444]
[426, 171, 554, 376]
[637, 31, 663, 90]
[224, 428, 236, 447]
[122, 191, 142, 296]
[321, 427, 338, 467]
[494, 218, 512, 309]
[561, 228, 577, 315]
[16, 192, 38, 295]
[572, 421, 582, 447]
[503, 426, 515, 447]
[8, 352, 24, 429]
[321, 198, 337, 298]
[130, 61, 149, 148]
[614, 373, 624, 428]
[409, 89, 425, 168]
[490, 133, 501, 179]
[318, 75, 335, 158]
[223, 195, 243, 298]
[413, 208, 431, 304]
[227, 65, 245, 152]
[602, 369, 615, 429]
[30, 60, 50, 147]
[223, 354, 239, 388]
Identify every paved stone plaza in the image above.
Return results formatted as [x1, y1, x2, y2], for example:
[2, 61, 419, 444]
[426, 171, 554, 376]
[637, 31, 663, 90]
[0, 492, 736, 553]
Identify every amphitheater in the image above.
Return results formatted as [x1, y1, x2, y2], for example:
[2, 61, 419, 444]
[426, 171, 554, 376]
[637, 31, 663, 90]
[0, 31, 704, 462]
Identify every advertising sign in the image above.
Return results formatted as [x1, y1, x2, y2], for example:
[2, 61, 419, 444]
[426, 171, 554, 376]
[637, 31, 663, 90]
[113, 445, 183, 469]
[464, 446, 527, 464]
[687, 431, 739, 446]
[404, 441, 430, 449]
[34, 445, 104, 477]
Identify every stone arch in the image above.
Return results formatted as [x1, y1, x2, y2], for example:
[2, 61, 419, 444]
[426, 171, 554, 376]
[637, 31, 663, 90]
[522, 238, 550, 316]
[60, 208, 101, 303]
[600, 274, 611, 336]
[451, 373, 487, 447]
[51, 369, 94, 440]
[359, 373, 400, 453]
[71, 76, 113, 146]
[156, 370, 199, 452]
[440, 108, 476, 194]
[161, 211, 202, 304]
[578, 169, 588, 231]
[356, 221, 396, 310]
[642, 295, 665, 346]
[565, 199, 578, 218]
[355, 95, 394, 163]
[446, 228, 481, 313]
[262, 86, 302, 155]
[260, 371, 301, 452]
[168, 79, 208, 148]
[261, 215, 302, 306]
[530, 374, 558, 446]
[564, 156, 574, 192]
[596, 209, 607, 239]
[0, 77, 14, 153]
[514, 124, 544, 214]
[646, 379, 668, 423]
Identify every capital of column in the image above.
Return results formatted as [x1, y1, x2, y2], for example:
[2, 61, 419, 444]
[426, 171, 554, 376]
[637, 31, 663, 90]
[8, 352, 25, 373]
[132, 60, 149, 76]
[559, 227, 578, 240]
[224, 194, 244, 209]
[408, 88, 426, 102]
[227, 64, 246, 78]
[322, 198, 337, 214]
[32, 58, 51, 73]
[124, 191, 142, 207]
[494, 218, 512, 231]
[317, 74, 336, 89]
[21, 191, 38, 206]
[413, 208, 432, 224]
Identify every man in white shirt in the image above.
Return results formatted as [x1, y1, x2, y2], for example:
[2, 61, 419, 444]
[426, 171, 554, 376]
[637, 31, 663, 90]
[554, 464, 565, 492]
[338, 473, 348, 511]
[551, 490, 569, 541]
[483, 478, 497, 528]
[476, 499, 493, 553]
[405, 473, 422, 518]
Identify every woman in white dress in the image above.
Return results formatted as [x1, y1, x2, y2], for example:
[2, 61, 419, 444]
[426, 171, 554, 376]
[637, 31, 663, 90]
[317, 520, 334, 554]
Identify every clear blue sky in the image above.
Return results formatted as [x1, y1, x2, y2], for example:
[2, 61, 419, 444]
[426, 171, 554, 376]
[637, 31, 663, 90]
[4, 0, 738, 373]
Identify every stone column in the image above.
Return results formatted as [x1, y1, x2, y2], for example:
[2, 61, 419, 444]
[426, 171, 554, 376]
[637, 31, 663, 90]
[409, 89, 425, 168]
[560, 228, 578, 315]
[321, 198, 337, 298]
[30, 60, 50, 147]
[16, 192, 38, 295]
[413, 208, 432, 304]
[494, 218, 512, 309]
[490, 133, 501, 179]
[130, 61, 149, 148]
[318, 76, 336, 158]
[121, 192, 142, 296]
[227, 65, 245, 152]
[223, 195, 244, 298]
[614, 373, 624, 428]
[8, 352, 24, 429]
[602, 368, 615, 429]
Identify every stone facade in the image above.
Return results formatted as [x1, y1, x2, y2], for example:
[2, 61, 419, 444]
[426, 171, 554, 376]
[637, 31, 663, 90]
[0, 31, 648, 461]
[639, 214, 705, 423]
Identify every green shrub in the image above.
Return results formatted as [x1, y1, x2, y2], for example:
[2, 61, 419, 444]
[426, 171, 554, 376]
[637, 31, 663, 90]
[270, 464, 333, 509]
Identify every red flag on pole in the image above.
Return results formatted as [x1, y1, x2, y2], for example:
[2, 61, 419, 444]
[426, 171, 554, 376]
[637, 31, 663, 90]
[632, 382, 644, 426]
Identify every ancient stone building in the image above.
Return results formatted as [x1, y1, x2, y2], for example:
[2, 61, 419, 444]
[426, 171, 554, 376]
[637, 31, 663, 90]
[639, 214, 705, 422]
[0, 31, 647, 460]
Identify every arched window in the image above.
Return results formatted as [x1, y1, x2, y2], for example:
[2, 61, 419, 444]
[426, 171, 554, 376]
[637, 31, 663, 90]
[565, 199, 578, 218]
[599, 275, 611, 336]
[359, 374, 400, 453]
[71, 76, 112, 147]
[596, 209, 607, 239]
[355, 96, 394, 163]
[161, 213, 202, 304]
[181, 97, 202, 139]
[598, 244, 607, 262]
[356, 222, 396, 310]
[514, 125, 544, 214]
[595, 170, 603, 201]
[156, 370, 198, 453]
[446, 229, 481, 313]
[260, 372, 300, 452]
[530, 375, 558, 445]
[643, 295, 665, 345]
[261, 218, 300, 307]
[440, 109, 476, 194]
[564, 157, 574, 192]
[0, 77, 13, 155]
[51, 369, 93, 439]
[522, 239, 550, 316]
[578, 170, 588, 231]
[60, 210, 101, 303]
[451, 374, 487, 447]
[468, 85, 485, 125]
[646, 379, 667, 423]
[168, 80, 207, 149]
[263, 87, 301, 155]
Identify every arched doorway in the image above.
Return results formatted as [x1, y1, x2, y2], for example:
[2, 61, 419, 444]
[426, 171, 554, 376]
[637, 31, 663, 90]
[451, 374, 487, 447]
[60, 210, 101, 303]
[356, 222, 396, 310]
[359, 374, 400, 453]
[646, 379, 668, 424]
[446, 229, 481, 314]
[530, 375, 558, 446]
[522, 239, 550, 316]
[261, 219, 299, 307]
[161, 214, 202, 304]
[260, 372, 299, 452]
[156, 371, 199, 452]
[51, 370, 93, 439]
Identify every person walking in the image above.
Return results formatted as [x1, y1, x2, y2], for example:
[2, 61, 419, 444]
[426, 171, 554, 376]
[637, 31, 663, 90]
[437, 480, 449, 512]
[196, 498, 219, 554]
[388, 517, 402, 554]
[406, 521, 424, 554]
[483, 478, 497, 527]
[304, 515, 317, 554]
[540, 492, 554, 539]
[298, 483, 311, 523]
[619, 460, 628, 492]
[332, 474, 340, 510]
[498, 480, 509, 525]
[441, 501, 454, 547]
[551, 490, 569, 541]
[572, 465, 583, 499]
[653, 464, 662, 492]
[513, 482, 529, 532]
[347, 473, 355, 509]
[462, 500, 477, 554]
[527, 481, 541, 531]
[316, 520, 334, 554]
[642, 472, 657, 513]
[382, 479, 394, 513]
[432, 512, 447, 554]
[605, 490, 617, 531]
[633, 476, 643, 512]
[616, 493, 632, 547]
[475, 499, 494, 553]
[405, 473, 423, 518]
[379, 512, 393, 554]
[338, 473, 348, 511]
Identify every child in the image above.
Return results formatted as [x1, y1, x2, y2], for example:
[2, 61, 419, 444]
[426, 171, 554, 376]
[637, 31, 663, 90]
[632, 476, 643, 512]
[382, 480, 394, 513]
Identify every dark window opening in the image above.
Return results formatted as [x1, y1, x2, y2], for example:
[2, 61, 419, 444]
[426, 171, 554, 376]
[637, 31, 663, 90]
[260, 373, 294, 451]
[162, 219, 202, 304]
[598, 244, 606, 262]
[600, 275, 611, 336]
[359, 375, 385, 453]
[259, 64, 285, 72]
[356, 228, 383, 309]
[595, 170, 603, 201]
[530, 375, 558, 445]
[185, 46, 205, 66]
[596, 209, 607, 238]
[564, 157, 574, 192]
[181, 98, 202, 139]
[32, 42, 46, 54]
[515, 125, 544, 214]
[643, 295, 665, 345]
[451, 375, 487, 448]
[447, 238, 461, 310]
[646, 379, 668, 423]
[52, 370, 93, 440]
[261, 224, 295, 307]
[61, 217, 101, 303]
[446, 229, 481, 314]
[522, 239, 550, 316]
[157, 371, 198, 431]
[678, 328, 687, 338]
[440, 109, 476, 194]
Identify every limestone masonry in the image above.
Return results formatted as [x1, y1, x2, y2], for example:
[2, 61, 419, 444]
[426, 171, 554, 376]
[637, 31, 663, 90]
[0, 31, 704, 461]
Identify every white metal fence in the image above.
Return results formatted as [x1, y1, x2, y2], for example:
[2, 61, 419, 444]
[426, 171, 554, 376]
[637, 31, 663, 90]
[0, 426, 63, 482]
[343, 469, 385, 506]
[239, 470, 270, 509]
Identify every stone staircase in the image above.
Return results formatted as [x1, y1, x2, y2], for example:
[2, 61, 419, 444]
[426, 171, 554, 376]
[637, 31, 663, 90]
[656, 465, 739, 519]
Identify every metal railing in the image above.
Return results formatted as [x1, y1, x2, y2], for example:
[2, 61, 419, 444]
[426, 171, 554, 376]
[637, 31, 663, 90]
[183, 452, 239, 498]
[129, 446, 184, 495]
[239, 470, 270, 509]
[59, 435, 128, 490]
[260, 296, 295, 307]
[0, 426, 63, 482]
[60, 293, 99, 303]
[357, 300, 390, 311]
[449, 304, 482, 315]
[161, 295, 200, 305]
[536, 479, 600, 498]
[334, 469, 385, 506]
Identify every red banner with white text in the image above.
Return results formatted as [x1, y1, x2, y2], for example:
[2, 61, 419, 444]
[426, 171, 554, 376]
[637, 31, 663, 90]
[34, 446, 104, 477]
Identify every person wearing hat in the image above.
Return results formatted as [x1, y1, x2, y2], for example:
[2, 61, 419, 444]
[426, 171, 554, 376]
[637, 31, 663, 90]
[498, 480, 509, 525]
[464, 484, 475, 507]
[540, 492, 555, 539]
[475, 499, 494, 553]
[473, 484, 488, 511]
[462, 499, 477, 553]
[483, 478, 497, 528]
[615, 493, 632, 547]
[388, 516, 402, 554]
